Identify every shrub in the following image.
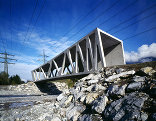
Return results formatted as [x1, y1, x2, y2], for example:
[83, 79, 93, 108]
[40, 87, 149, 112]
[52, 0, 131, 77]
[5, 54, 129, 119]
[0, 71, 24, 85]
[0, 71, 9, 85]
[9, 75, 24, 85]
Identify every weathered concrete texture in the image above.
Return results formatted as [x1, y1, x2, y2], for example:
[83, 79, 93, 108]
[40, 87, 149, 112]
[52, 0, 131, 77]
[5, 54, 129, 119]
[32, 28, 125, 82]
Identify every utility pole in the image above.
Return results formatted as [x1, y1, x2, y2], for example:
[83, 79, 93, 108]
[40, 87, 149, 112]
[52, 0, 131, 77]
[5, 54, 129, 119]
[0, 51, 17, 74]
[38, 49, 49, 64]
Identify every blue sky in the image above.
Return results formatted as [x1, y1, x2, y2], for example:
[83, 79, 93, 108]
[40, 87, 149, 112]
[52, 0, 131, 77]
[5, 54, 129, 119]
[0, 0, 156, 80]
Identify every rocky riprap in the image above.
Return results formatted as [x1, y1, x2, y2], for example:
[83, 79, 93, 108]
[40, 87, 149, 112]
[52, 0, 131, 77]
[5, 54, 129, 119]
[0, 62, 156, 121]
[0, 81, 44, 95]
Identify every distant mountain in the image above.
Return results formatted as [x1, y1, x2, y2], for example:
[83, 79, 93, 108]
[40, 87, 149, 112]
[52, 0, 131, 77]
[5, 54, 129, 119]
[126, 57, 156, 64]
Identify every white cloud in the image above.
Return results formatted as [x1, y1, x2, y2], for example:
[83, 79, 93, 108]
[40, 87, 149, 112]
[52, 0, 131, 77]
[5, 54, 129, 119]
[0, 31, 74, 81]
[125, 43, 156, 62]
[8, 63, 38, 81]
[17, 31, 74, 58]
[16, 55, 38, 64]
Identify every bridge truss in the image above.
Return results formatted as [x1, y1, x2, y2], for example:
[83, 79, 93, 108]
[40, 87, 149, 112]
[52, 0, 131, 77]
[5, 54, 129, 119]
[32, 28, 125, 82]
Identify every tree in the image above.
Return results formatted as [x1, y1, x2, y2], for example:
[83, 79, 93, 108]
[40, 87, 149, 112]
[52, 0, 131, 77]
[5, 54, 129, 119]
[0, 72, 24, 85]
[0, 71, 9, 85]
[9, 75, 24, 85]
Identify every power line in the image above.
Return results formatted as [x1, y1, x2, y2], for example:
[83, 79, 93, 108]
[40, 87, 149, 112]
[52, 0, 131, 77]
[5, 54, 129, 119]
[0, 31, 6, 51]
[112, 11, 156, 34]
[23, 0, 39, 44]
[124, 26, 156, 40]
[106, 3, 156, 33]
[97, 0, 138, 27]
[51, 0, 121, 49]
[52, 0, 121, 49]
[0, 51, 17, 74]
[9, 0, 13, 50]
[61, 0, 105, 38]
[65, 0, 137, 43]
[25, 0, 46, 45]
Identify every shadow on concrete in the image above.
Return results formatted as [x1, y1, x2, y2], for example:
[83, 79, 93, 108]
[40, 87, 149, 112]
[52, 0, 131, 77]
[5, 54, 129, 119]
[35, 82, 62, 95]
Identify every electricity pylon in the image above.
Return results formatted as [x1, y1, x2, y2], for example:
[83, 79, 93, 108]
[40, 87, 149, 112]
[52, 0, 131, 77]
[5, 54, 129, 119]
[0, 51, 17, 74]
[38, 49, 49, 64]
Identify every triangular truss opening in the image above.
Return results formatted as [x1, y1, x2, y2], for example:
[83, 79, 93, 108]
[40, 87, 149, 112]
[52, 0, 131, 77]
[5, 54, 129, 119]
[88, 48, 92, 71]
[79, 39, 86, 61]
[49, 61, 55, 77]
[62, 54, 73, 75]
[70, 46, 76, 69]
[77, 51, 84, 72]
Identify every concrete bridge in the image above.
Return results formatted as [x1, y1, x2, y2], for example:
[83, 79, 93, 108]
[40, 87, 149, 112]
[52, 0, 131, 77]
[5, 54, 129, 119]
[32, 28, 125, 82]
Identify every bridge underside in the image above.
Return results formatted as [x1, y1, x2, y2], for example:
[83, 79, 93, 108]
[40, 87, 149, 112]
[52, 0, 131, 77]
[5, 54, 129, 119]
[32, 28, 125, 82]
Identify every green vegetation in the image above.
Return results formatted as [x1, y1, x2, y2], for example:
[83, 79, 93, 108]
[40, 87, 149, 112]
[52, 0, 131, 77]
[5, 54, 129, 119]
[47, 75, 87, 88]
[0, 71, 24, 85]
[9, 75, 25, 85]
[0, 72, 9, 85]
[53, 78, 77, 88]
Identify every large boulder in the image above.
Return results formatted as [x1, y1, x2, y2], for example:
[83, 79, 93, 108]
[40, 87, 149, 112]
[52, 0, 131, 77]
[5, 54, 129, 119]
[80, 74, 95, 81]
[87, 80, 99, 85]
[75, 92, 85, 100]
[105, 70, 135, 82]
[78, 114, 91, 121]
[103, 92, 149, 121]
[66, 103, 86, 121]
[104, 68, 116, 77]
[64, 95, 73, 106]
[97, 84, 107, 91]
[78, 94, 87, 103]
[132, 76, 146, 82]
[107, 84, 127, 97]
[85, 93, 99, 104]
[115, 68, 125, 74]
[56, 93, 65, 101]
[149, 113, 156, 121]
[51, 116, 61, 121]
[78, 114, 103, 121]
[126, 81, 145, 92]
[141, 112, 148, 121]
[141, 67, 155, 75]
[91, 95, 108, 114]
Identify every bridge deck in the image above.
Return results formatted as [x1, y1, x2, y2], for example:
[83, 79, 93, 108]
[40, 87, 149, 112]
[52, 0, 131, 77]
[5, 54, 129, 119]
[34, 72, 91, 83]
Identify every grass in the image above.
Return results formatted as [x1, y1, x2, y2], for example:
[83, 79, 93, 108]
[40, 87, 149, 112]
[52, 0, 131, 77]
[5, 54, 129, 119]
[49, 76, 83, 88]
[52, 78, 77, 88]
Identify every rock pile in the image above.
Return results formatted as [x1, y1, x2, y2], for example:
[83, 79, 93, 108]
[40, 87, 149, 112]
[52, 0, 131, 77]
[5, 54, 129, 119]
[51, 66, 156, 121]
[1, 81, 69, 95]
[0, 64, 156, 121]
[46, 81, 68, 93]
[0, 82, 43, 95]
[9, 82, 41, 93]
